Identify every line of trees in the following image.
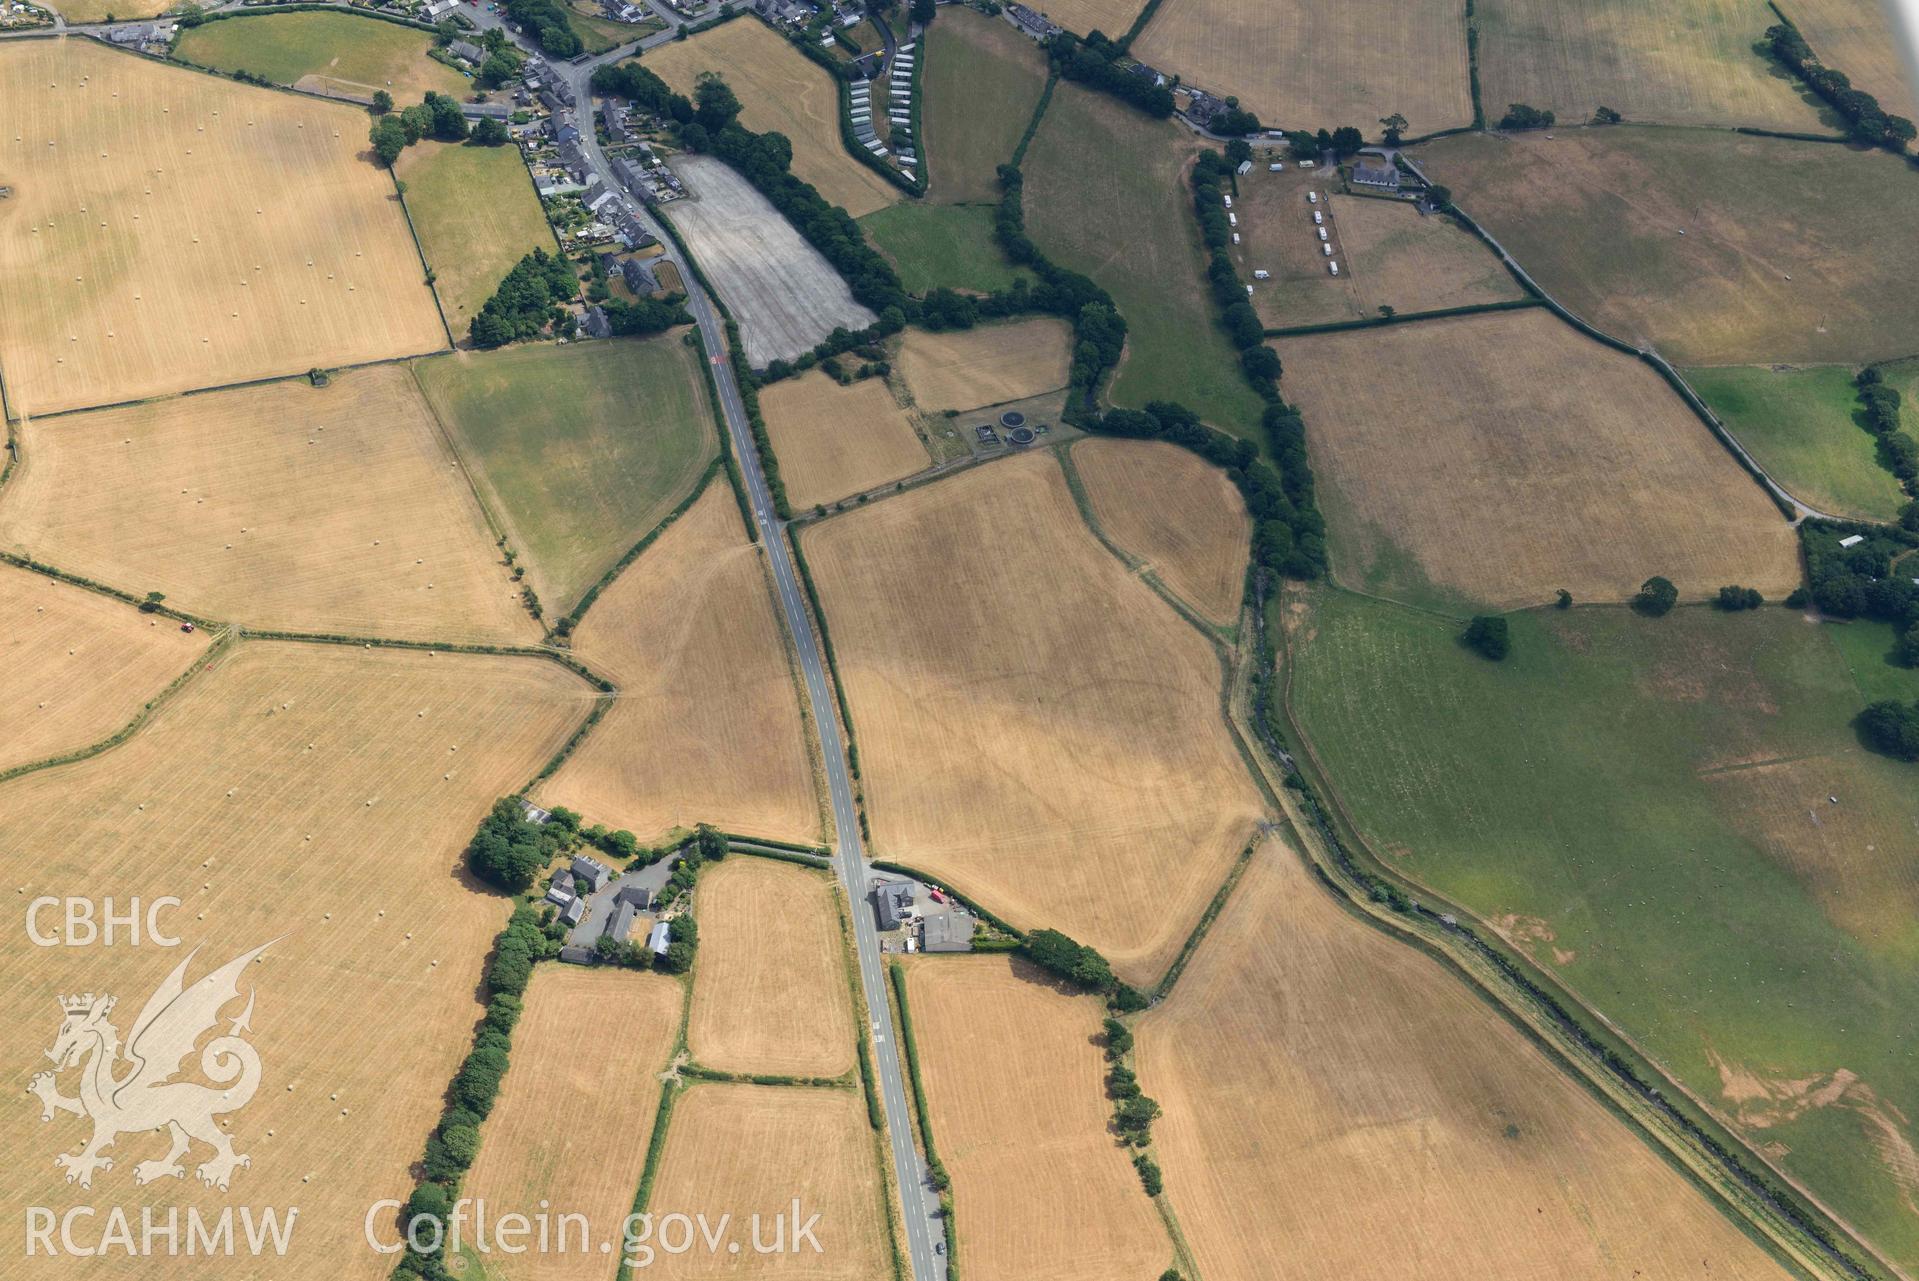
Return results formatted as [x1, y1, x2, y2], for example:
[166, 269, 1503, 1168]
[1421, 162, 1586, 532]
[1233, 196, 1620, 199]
[1764, 21, 1916, 151]
[1047, 30, 1174, 118]
[1497, 103, 1555, 131]
[1281, 126, 1364, 157]
[1856, 368, 1918, 490]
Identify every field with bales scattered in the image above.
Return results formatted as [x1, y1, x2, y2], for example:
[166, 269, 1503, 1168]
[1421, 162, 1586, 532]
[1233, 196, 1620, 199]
[1284, 589, 1919, 1266]
[0, 40, 446, 417]
[760, 372, 931, 511]
[1273, 309, 1801, 611]
[398, 139, 557, 340]
[803, 452, 1265, 983]
[539, 485, 819, 844]
[1072, 438, 1249, 626]
[895, 317, 1071, 412]
[922, 7, 1049, 205]
[173, 11, 469, 103]
[0, 640, 590, 1281]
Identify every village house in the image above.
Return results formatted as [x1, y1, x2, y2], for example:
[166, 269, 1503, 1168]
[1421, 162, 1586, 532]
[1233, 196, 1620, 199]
[1351, 158, 1402, 191]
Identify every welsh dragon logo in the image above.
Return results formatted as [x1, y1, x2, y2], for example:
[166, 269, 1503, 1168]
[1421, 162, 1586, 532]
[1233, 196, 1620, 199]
[28, 941, 274, 1192]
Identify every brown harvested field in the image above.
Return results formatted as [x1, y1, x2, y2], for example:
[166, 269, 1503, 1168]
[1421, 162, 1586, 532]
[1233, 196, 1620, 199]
[641, 20, 900, 218]
[1779, 0, 1917, 116]
[540, 485, 819, 844]
[0, 564, 209, 773]
[895, 318, 1071, 413]
[905, 956, 1171, 1280]
[1417, 129, 1919, 366]
[0, 39, 445, 417]
[1274, 309, 1801, 611]
[1134, 0, 1472, 136]
[461, 966, 683, 1281]
[1136, 841, 1794, 1281]
[803, 451, 1265, 983]
[690, 856, 855, 1078]
[0, 640, 591, 1281]
[1073, 438, 1248, 626]
[1024, 0, 1148, 38]
[0, 365, 537, 643]
[643, 1084, 889, 1280]
[1475, 0, 1825, 130]
[761, 372, 931, 510]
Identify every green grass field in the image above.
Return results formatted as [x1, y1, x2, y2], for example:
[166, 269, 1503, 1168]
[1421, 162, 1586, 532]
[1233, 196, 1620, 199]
[1689, 364, 1908, 522]
[413, 336, 718, 613]
[397, 140, 557, 340]
[923, 7, 1050, 204]
[859, 204, 1027, 295]
[1286, 587, 1919, 1271]
[566, 6, 660, 54]
[1023, 81, 1267, 441]
[174, 11, 468, 102]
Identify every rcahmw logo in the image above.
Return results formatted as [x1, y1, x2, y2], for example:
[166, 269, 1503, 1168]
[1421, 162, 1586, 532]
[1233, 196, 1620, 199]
[22, 938, 299, 1258]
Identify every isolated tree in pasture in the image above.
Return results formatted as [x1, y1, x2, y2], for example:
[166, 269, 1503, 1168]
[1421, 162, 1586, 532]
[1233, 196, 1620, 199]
[1634, 576, 1678, 617]
[1461, 615, 1510, 661]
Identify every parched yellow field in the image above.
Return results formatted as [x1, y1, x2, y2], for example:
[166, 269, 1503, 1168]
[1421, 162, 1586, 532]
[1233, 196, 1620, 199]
[0, 563, 209, 774]
[1135, 0, 1473, 135]
[1475, 0, 1823, 129]
[0, 640, 591, 1281]
[804, 452, 1265, 983]
[906, 956, 1170, 1280]
[540, 485, 819, 844]
[1137, 842, 1793, 1281]
[895, 318, 1071, 413]
[462, 966, 683, 1281]
[640, 21, 901, 218]
[0, 365, 537, 642]
[1073, 438, 1248, 626]
[1779, 0, 1917, 116]
[1028, 0, 1149, 38]
[1275, 309, 1801, 610]
[0, 39, 445, 417]
[761, 372, 931, 510]
[397, 139, 556, 339]
[690, 856, 855, 1078]
[644, 1084, 889, 1280]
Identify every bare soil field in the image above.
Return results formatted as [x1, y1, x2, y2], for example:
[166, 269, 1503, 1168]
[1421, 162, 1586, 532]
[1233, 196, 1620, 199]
[1072, 438, 1249, 626]
[0, 564, 208, 773]
[1417, 128, 1919, 365]
[1137, 841, 1793, 1281]
[689, 856, 855, 1078]
[0, 365, 537, 642]
[1476, 0, 1825, 130]
[895, 318, 1071, 413]
[0, 40, 446, 417]
[1779, 0, 1917, 116]
[803, 452, 1265, 983]
[460, 966, 683, 1281]
[397, 138, 556, 340]
[641, 21, 900, 218]
[643, 1084, 889, 1280]
[906, 956, 1170, 1280]
[1273, 309, 1801, 611]
[1134, 0, 1472, 135]
[0, 640, 591, 1281]
[761, 372, 931, 510]
[664, 156, 877, 369]
[540, 485, 819, 844]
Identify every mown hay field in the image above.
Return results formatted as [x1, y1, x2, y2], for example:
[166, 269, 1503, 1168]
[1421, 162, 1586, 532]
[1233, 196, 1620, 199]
[539, 485, 820, 845]
[1137, 839, 1794, 1281]
[414, 335, 717, 613]
[398, 139, 557, 341]
[643, 1084, 888, 1280]
[1475, 0, 1824, 130]
[923, 8, 1049, 204]
[1073, 438, 1248, 626]
[905, 956, 1170, 1280]
[760, 372, 930, 511]
[1135, 0, 1472, 134]
[43, 0, 161, 25]
[1689, 363, 1909, 523]
[0, 564, 208, 774]
[1022, 0, 1145, 38]
[172, 11, 469, 103]
[803, 451, 1264, 983]
[896, 317, 1071, 413]
[1778, 0, 1917, 116]
[0, 640, 591, 1281]
[1418, 128, 1919, 365]
[460, 966, 683, 1281]
[0, 40, 446, 417]
[1285, 590, 1919, 1270]
[641, 20, 900, 218]
[1274, 309, 1800, 611]
[0, 365, 538, 642]
[1024, 81, 1268, 441]
[690, 856, 855, 1078]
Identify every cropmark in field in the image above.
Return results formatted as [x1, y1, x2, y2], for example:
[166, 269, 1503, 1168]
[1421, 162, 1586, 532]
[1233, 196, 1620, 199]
[803, 451, 1265, 983]
[759, 371, 931, 512]
[1073, 437, 1250, 627]
[0, 40, 446, 417]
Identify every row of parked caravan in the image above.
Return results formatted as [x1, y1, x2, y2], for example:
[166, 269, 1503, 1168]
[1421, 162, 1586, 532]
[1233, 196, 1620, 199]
[849, 75, 886, 159]
[1308, 189, 1338, 274]
[888, 41, 918, 178]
